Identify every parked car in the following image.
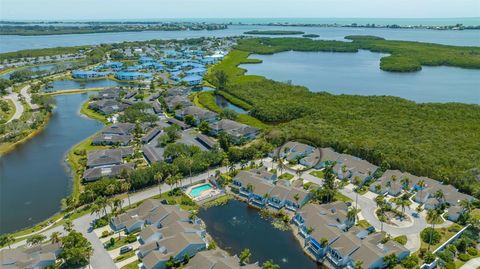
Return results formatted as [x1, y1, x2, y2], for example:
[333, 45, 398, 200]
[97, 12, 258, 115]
[120, 245, 133, 254]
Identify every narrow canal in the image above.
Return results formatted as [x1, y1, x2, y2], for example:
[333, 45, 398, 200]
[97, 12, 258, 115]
[0, 93, 103, 234]
[198, 199, 323, 269]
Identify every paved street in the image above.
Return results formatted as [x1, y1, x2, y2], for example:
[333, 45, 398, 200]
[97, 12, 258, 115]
[3, 87, 23, 123]
[460, 257, 480, 269]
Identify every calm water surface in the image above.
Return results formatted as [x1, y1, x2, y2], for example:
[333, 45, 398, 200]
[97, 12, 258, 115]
[44, 79, 133, 91]
[215, 94, 248, 114]
[0, 93, 103, 234]
[240, 50, 480, 104]
[198, 200, 323, 269]
[1, 25, 479, 53]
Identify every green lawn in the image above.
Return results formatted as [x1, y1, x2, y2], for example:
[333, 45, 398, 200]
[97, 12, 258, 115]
[80, 100, 108, 124]
[0, 99, 16, 123]
[334, 192, 353, 202]
[114, 251, 136, 262]
[420, 224, 463, 251]
[278, 173, 294, 180]
[309, 170, 324, 179]
[356, 219, 371, 229]
[121, 260, 141, 269]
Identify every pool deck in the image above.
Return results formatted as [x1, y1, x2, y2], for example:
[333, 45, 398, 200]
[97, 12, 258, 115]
[185, 182, 225, 203]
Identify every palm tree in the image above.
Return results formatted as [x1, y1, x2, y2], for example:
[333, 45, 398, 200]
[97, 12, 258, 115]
[166, 175, 176, 192]
[240, 160, 247, 169]
[459, 199, 473, 213]
[262, 260, 280, 269]
[400, 177, 411, 192]
[50, 232, 61, 244]
[375, 194, 386, 232]
[239, 248, 251, 265]
[396, 194, 411, 220]
[63, 219, 74, 232]
[426, 209, 441, 250]
[347, 207, 360, 226]
[417, 179, 426, 202]
[354, 260, 364, 269]
[121, 182, 131, 207]
[112, 198, 123, 212]
[0, 234, 15, 249]
[435, 190, 445, 206]
[154, 172, 163, 196]
[27, 234, 46, 246]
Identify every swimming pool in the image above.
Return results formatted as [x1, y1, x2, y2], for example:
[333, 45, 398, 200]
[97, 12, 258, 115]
[189, 183, 213, 198]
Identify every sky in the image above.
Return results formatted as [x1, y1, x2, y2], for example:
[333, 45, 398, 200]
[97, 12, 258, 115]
[1, 0, 479, 20]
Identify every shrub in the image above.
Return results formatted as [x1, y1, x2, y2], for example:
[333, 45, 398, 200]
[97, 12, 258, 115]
[93, 217, 108, 229]
[394, 235, 407, 245]
[101, 230, 111, 238]
[467, 247, 478, 256]
[445, 262, 456, 269]
[421, 228, 441, 245]
[401, 255, 419, 269]
[458, 253, 471, 262]
[125, 234, 137, 243]
[423, 251, 436, 264]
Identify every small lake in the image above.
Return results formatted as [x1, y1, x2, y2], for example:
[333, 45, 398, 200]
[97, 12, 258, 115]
[43, 79, 133, 92]
[0, 93, 103, 234]
[215, 94, 248, 114]
[240, 50, 480, 104]
[198, 200, 323, 269]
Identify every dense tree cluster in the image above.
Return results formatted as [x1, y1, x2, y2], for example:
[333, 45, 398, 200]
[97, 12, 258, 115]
[207, 40, 480, 198]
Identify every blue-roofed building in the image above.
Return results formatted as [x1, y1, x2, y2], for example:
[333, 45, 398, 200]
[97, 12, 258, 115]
[180, 62, 205, 69]
[163, 50, 179, 57]
[200, 57, 216, 65]
[72, 70, 106, 79]
[115, 72, 153, 81]
[186, 67, 207, 76]
[182, 75, 203, 86]
[101, 61, 124, 70]
[139, 56, 155, 64]
[127, 65, 141, 71]
[140, 62, 164, 71]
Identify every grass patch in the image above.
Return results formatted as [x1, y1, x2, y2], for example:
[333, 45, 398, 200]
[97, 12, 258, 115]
[394, 235, 408, 245]
[151, 189, 198, 211]
[201, 194, 232, 209]
[66, 136, 108, 200]
[195, 90, 267, 130]
[80, 100, 108, 123]
[335, 192, 353, 202]
[0, 99, 16, 123]
[278, 173, 294, 180]
[309, 170, 324, 179]
[356, 219, 371, 229]
[420, 224, 463, 251]
[121, 260, 141, 269]
[114, 250, 136, 262]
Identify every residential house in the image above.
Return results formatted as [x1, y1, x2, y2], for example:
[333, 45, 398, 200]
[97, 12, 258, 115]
[164, 95, 192, 111]
[208, 119, 259, 144]
[142, 127, 162, 144]
[334, 154, 379, 185]
[181, 75, 203, 86]
[175, 106, 218, 125]
[89, 99, 128, 115]
[142, 145, 163, 164]
[195, 134, 217, 149]
[185, 250, 261, 269]
[293, 203, 410, 269]
[115, 71, 153, 81]
[314, 148, 341, 169]
[280, 141, 315, 163]
[86, 147, 133, 168]
[83, 163, 134, 182]
[0, 243, 62, 269]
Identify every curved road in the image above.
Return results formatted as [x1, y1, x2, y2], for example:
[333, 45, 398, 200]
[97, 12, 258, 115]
[3, 87, 23, 123]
